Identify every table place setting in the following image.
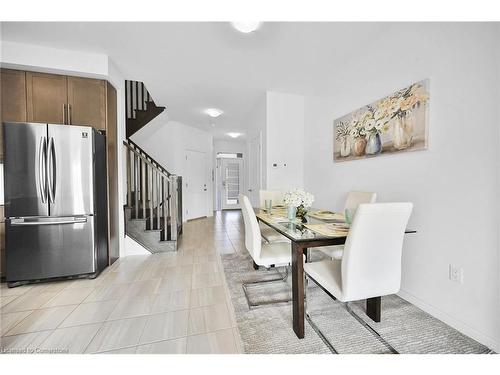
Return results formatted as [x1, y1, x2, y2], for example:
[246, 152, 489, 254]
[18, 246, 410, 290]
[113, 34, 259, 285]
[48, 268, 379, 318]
[308, 210, 345, 222]
[303, 222, 350, 237]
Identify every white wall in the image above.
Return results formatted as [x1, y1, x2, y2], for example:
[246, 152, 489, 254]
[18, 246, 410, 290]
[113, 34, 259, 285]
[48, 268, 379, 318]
[245, 95, 267, 205]
[1, 41, 109, 79]
[131, 114, 214, 221]
[266, 91, 305, 190]
[303, 23, 500, 350]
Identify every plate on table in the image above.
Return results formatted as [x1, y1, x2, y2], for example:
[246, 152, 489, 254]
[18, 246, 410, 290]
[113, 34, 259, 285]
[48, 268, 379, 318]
[309, 210, 345, 221]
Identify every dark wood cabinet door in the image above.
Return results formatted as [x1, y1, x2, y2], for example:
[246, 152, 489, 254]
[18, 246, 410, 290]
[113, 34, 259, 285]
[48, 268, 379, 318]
[67, 77, 106, 130]
[106, 82, 119, 265]
[26, 72, 67, 124]
[1, 69, 27, 161]
[1, 69, 27, 122]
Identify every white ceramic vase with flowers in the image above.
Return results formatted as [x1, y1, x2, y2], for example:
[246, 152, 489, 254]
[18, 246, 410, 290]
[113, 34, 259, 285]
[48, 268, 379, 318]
[283, 189, 315, 222]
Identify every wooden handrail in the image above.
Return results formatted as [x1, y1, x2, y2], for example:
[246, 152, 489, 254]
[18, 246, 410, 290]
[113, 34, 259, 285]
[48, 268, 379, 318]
[123, 139, 172, 177]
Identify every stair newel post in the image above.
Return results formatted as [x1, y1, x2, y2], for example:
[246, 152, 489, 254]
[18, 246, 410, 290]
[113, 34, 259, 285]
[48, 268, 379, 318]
[126, 148, 132, 208]
[151, 168, 155, 226]
[134, 153, 139, 219]
[148, 163, 153, 230]
[141, 158, 146, 219]
[170, 176, 178, 241]
[163, 176, 168, 240]
[157, 171, 161, 231]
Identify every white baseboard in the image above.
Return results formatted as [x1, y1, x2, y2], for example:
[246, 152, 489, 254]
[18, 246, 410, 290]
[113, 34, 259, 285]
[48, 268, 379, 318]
[397, 289, 498, 352]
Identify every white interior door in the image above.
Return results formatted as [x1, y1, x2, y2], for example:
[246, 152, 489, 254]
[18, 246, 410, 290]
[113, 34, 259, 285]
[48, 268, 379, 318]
[221, 158, 243, 210]
[185, 150, 207, 220]
[248, 135, 261, 206]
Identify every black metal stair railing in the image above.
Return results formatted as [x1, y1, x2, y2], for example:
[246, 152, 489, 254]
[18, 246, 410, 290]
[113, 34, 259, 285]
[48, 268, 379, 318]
[125, 80, 166, 138]
[124, 139, 182, 243]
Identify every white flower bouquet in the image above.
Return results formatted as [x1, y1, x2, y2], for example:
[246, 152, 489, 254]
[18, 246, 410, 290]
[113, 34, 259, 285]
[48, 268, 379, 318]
[283, 189, 314, 208]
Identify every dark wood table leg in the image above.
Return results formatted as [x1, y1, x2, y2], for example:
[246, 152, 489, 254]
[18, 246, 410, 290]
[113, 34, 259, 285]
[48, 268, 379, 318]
[366, 296, 381, 322]
[292, 242, 305, 339]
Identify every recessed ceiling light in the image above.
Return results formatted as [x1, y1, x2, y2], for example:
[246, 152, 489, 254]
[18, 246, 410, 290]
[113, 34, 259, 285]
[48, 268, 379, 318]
[227, 132, 242, 138]
[204, 108, 223, 118]
[231, 22, 261, 33]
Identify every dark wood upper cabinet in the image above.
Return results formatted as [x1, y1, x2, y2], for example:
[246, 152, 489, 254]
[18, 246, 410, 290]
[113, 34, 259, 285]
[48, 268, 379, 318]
[1, 69, 28, 162]
[67, 77, 106, 130]
[26, 72, 67, 124]
[1, 69, 27, 123]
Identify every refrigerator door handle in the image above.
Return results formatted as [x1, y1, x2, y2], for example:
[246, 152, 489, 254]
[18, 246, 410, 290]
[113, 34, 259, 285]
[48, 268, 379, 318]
[10, 217, 88, 226]
[37, 136, 48, 203]
[47, 137, 56, 204]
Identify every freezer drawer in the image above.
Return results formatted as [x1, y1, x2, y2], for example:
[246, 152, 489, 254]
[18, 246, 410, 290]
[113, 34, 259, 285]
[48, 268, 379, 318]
[5, 216, 96, 282]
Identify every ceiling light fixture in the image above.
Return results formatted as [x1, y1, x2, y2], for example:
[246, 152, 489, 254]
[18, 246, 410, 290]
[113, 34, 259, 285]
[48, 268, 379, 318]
[204, 108, 223, 118]
[231, 22, 262, 34]
[227, 132, 242, 138]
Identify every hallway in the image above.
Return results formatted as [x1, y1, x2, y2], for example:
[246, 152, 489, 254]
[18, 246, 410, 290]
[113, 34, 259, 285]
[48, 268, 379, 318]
[1, 212, 244, 354]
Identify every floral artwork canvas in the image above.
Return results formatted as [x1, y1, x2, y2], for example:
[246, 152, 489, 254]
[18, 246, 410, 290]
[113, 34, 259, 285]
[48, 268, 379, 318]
[333, 80, 429, 162]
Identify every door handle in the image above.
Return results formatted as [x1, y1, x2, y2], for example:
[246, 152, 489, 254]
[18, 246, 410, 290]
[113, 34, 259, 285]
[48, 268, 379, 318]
[10, 217, 87, 226]
[38, 137, 48, 203]
[68, 104, 72, 125]
[248, 189, 253, 192]
[63, 104, 66, 124]
[47, 137, 56, 204]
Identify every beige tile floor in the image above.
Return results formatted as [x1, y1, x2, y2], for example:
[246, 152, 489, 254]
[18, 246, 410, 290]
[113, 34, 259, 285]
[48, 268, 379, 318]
[0, 211, 245, 354]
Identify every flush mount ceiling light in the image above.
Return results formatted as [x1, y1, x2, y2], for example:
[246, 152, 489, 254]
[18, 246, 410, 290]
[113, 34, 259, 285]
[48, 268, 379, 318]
[227, 132, 242, 138]
[231, 22, 262, 33]
[204, 108, 223, 118]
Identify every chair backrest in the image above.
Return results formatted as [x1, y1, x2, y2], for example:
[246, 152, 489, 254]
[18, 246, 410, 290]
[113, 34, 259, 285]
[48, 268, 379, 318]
[259, 190, 285, 208]
[341, 203, 413, 301]
[239, 194, 262, 262]
[344, 191, 377, 212]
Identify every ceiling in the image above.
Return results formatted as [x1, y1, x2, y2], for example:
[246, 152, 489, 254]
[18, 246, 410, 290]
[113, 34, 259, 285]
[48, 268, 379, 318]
[1, 22, 391, 139]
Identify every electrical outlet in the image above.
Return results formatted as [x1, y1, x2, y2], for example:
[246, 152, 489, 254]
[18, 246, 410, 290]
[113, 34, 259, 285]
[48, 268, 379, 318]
[449, 264, 464, 284]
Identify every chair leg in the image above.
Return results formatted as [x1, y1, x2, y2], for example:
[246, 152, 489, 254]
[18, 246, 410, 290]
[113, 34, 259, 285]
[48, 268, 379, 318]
[305, 275, 338, 354]
[305, 274, 398, 354]
[344, 303, 399, 354]
[242, 266, 291, 308]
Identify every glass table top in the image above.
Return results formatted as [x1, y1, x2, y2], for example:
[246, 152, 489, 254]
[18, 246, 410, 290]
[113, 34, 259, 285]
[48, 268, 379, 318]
[255, 207, 348, 242]
[255, 207, 416, 243]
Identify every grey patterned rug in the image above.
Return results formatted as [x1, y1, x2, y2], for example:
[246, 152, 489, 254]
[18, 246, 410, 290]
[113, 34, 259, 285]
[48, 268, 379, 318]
[221, 250, 492, 354]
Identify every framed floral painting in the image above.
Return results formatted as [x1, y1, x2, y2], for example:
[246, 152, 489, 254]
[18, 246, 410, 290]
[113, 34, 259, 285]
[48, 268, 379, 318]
[333, 79, 429, 162]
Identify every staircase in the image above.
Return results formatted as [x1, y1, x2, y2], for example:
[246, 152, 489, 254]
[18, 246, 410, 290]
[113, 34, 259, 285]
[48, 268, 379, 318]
[125, 80, 166, 138]
[124, 80, 182, 252]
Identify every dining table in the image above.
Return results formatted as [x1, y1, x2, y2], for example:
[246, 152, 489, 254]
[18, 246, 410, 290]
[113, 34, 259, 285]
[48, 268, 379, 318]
[255, 206, 416, 340]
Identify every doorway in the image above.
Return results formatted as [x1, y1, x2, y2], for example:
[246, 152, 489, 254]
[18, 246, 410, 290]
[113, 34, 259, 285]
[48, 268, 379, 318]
[185, 149, 208, 220]
[220, 158, 244, 210]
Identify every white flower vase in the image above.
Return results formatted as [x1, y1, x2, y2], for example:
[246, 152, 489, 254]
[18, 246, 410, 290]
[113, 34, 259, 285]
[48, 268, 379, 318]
[339, 137, 351, 157]
[365, 132, 382, 155]
[392, 113, 414, 150]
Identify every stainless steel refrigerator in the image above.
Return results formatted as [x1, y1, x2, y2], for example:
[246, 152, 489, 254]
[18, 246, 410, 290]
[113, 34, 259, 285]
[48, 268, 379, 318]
[3, 122, 108, 286]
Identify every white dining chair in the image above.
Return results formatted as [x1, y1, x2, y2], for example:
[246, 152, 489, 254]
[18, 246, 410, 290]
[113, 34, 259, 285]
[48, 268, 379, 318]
[257, 190, 289, 243]
[239, 194, 292, 308]
[304, 203, 413, 354]
[318, 191, 377, 260]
